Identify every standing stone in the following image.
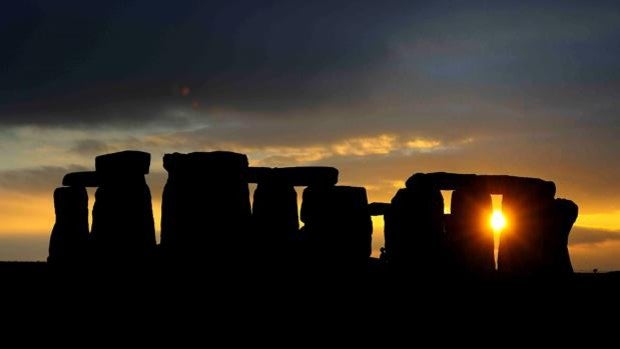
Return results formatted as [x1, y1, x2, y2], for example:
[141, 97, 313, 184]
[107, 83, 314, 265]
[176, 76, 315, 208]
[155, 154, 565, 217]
[90, 151, 156, 262]
[48, 186, 89, 264]
[160, 152, 251, 265]
[446, 187, 495, 274]
[541, 199, 578, 274]
[498, 188, 555, 274]
[299, 186, 372, 270]
[252, 180, 299, 262]
[384, 174, 444, 273]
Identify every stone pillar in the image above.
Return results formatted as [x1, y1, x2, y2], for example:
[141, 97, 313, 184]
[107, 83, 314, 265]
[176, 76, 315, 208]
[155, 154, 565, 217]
[498, 189, 555, 274]
[252, 180, 298, 260]
[48, 186, 89, 264]
[447, 187, 495, 274]
[248, 166, 338, 265]
[541, 199, 578, 274]
[299, 186, 372, 270]
[160, 151, 251, 264]
[90, 151, 156, 262]
[383, 174, 444, 273]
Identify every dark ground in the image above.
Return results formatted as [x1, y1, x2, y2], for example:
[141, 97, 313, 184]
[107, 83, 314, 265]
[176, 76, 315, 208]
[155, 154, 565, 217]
[0, 260, 617, 340]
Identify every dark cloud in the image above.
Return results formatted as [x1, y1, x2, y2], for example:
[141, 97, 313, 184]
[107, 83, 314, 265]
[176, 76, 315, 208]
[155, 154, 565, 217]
[570, 226, 620, 246]
[2, 1, 620, 129]
[0, 0, 417, 126]
[0, 165, 88, 195]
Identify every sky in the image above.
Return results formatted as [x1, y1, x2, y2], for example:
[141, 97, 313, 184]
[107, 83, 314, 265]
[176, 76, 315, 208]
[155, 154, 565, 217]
[1, 0, 620, 270]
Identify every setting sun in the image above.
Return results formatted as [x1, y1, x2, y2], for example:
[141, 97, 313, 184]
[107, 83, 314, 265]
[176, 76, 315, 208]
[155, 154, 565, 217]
[490, 210, 506, 234]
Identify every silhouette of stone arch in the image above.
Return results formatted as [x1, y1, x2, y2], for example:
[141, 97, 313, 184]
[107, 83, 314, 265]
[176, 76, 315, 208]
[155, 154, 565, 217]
[49, 151, 577, 277]
[248, 166, 372, 271]
[50, 151, 156, 265]
[374, 173, 576, 276]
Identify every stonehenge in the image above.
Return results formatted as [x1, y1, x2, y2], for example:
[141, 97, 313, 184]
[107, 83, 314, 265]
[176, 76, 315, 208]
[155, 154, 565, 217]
[48, 150, 579, 277]
[380, 172, 575, 276]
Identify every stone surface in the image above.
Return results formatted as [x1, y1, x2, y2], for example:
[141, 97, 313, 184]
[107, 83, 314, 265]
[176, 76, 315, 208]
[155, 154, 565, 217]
[95, 150, 151, 177]
[246, 167, 271, 184]
[446, 187, 495, 274]
[497, 188, 555, 274]
[163, 151, 249, 175]
[405, 172, 556, 197]
[90, 151, 156, 262]
[62, 171, 99, 187]
[300, 186, 372, 269]
[90, 176, 156, 262]
[541, 199, 578, 274]
[160, 151, 251, 264]
[368, 202, 390, 216]
[248, 166, 338, 186]
[383, 184, 444, 272]
[252, 182, 299, 261]
[48, 186, 90, 264]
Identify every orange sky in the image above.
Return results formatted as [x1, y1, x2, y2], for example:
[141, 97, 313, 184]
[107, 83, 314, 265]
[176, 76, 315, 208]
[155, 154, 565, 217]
[0, 163, 618, 271]
[1, 1, 620, 269]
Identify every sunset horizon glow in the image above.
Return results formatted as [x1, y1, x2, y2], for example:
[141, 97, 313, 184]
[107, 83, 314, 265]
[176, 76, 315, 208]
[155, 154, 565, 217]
[1, 1, 619, 271]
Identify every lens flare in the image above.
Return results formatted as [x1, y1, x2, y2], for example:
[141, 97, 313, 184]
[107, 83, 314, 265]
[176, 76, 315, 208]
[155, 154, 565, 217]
[490, 210, 506, 234]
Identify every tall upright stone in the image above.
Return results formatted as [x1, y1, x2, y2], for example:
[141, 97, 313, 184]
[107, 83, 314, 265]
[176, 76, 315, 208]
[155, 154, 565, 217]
[299, 186, 372, 270]
[252, 176, 299, 262]
[541, 199, 578, 274]
[446, 187, 495, 274]
[90, 151, 156, 262]
[384, 174, 444, 272]
[498, 187, 555, 274]
[48, 186, 89, 264]
[160, 151, 251, 264]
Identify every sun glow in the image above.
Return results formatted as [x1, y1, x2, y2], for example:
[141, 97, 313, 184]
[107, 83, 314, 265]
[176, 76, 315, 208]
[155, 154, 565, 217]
[490, 210, 506, 234]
